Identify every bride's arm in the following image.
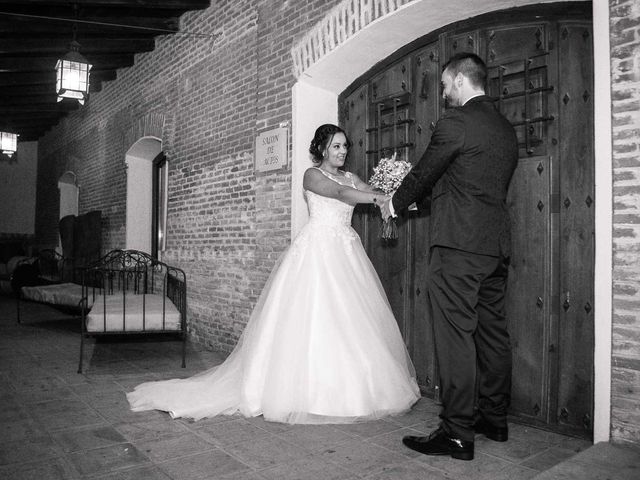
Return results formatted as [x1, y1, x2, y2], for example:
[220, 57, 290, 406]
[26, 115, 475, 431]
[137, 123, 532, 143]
[349, 172, 379, 193]
[303, 168, 388, 206]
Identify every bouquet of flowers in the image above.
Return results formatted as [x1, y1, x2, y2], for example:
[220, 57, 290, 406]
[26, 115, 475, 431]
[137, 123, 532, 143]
[369, 152, 412, 240]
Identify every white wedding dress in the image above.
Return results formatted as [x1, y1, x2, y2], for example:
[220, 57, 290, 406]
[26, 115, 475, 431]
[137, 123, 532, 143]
[127, 168, 420, 423]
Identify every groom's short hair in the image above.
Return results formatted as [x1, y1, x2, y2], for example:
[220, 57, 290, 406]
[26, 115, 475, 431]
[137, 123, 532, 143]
[443, 53, 487, 90]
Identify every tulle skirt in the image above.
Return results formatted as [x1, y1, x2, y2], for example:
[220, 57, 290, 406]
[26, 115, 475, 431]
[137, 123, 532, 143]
[127, 221, 420, 423]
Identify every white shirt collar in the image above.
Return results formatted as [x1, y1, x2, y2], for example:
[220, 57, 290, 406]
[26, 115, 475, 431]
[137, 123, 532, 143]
[462, 92, 485, 106]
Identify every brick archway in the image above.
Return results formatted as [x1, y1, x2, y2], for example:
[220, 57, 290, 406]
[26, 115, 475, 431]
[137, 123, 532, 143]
[289, 0, 612, 442]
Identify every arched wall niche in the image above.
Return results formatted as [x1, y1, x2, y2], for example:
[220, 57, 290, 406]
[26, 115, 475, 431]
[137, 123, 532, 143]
[58, 170, 79, 220]
[125, 136, 162, 254]
[290, 0, 612, 443]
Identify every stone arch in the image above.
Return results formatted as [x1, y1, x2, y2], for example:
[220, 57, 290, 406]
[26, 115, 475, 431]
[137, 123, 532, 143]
[289, 0, 611, 442]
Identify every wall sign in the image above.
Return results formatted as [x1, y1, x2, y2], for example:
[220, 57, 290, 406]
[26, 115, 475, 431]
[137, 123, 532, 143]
[254, 127, 288, 173]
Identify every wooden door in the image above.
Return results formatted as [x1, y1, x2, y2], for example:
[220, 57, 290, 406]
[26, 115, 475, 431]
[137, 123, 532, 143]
[340, 7, 594, 438]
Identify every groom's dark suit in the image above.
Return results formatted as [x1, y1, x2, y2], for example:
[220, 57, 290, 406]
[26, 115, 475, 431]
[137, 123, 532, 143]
[392, 94, 518, 442]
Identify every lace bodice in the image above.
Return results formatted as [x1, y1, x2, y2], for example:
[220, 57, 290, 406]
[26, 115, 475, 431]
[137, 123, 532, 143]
[291, 168, 360, 254]
[304, 169, 356, 227]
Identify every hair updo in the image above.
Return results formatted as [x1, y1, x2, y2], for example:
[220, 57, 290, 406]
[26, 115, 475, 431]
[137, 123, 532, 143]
[309, 124, 352, 164]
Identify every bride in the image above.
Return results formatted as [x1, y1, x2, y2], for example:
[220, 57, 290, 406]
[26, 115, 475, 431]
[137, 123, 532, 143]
[127, 124, 420, 424]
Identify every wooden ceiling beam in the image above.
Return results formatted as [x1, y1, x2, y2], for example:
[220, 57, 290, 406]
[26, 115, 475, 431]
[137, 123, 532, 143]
[0, 38, 155, 55]
[0, 1, 209, 8]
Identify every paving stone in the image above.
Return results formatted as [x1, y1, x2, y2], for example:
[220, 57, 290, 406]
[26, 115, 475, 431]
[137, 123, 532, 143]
[67, 442, 149, 477]
[0, 457, 79, 480]
[259, 455, 358, 480]
[52, 425, 128, 453]
[157, 450, 251, 480]
[221, 432, 307, 469]
[318, 439, 410, 477]
[135, 431, 217, 462]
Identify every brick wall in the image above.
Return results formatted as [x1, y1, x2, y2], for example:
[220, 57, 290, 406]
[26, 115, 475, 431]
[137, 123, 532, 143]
[610, 0, 640, 445]
[35, 0, 343, 354]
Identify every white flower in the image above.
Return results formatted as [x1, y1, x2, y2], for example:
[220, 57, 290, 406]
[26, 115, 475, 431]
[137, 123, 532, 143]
[368, 153, 412, 194]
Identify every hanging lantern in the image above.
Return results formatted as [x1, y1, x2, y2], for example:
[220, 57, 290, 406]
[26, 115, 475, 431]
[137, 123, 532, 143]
[0, 131, 18, 158]
[55, 40, 91, 105]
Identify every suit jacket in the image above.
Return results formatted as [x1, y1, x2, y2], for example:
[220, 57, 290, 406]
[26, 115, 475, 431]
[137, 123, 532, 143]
[392, 95, 518, 257]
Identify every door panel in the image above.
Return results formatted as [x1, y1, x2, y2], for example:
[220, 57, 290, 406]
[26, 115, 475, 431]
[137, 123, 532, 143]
[506, 156, 551, 423]
[556, 21, 595, 434]
[408, 43, 440, 393]
[343, 84, 370, 247]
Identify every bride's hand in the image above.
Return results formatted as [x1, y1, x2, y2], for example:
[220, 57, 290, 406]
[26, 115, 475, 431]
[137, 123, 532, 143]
[372, 193, 388, 209]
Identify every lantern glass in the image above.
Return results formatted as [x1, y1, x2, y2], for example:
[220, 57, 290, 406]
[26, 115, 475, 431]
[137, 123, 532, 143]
[0, 132, 18, 157]
[55, 45, 91, 104]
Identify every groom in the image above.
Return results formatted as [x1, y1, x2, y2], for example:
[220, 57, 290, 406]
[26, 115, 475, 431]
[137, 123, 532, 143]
[381, 52, 518, 461]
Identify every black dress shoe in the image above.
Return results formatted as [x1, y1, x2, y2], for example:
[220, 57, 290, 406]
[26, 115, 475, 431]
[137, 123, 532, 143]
[402, 427, 474, 461]
[474, 418, 508, 442]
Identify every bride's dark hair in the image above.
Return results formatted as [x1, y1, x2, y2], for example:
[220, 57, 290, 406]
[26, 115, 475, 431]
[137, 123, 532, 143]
[309, 124, 352, 164]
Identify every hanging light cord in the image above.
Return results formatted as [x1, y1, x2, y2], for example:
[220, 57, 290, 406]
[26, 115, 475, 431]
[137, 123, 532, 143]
[0, 11, 222, 39]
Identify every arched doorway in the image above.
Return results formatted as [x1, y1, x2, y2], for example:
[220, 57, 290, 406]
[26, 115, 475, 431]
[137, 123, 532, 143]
[342, 4, 594, 438]
[290, 0, 612, 442]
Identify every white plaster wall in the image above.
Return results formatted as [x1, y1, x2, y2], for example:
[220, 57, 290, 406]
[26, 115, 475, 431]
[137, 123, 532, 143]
[0, 141, 37, 234]
[291, 0, 611, 442]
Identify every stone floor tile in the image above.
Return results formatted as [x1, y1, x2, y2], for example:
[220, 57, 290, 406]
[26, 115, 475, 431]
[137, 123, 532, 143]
[157, 449, 252, 480]
[67, 442, 149, 477]
[92, 403, 168, 424]
[7, 373, 68, 392]
[114, 418, 191, 443]
[366, 426, 428, 459]
[221, 432, 308, 469]
[135, 431, 217, 462]
[384, 405, 440, 429]
[532, 458, 634, 480]
[485, 462, 540, 480]
[0, 457, 80, 480]
[363, 459, 451, 479]
[0, 437, 60, 467]
[571, 441, 640, 469]
[0, 417, 50, 443]
[94, 464, 173, 480]
[318, 439, 410, 477]
[13, 385, 77, 404]
[243, 414, 297, 435]
[217, 471, 268, 480]
[332, 418, 402, 439]
[0, 401, 31, 421]
[179, 413, 241, 430]
[52, 425, 128, 453]
[474, 433, 555, 462]
[413, 450, 517, 479]
[195, 418, 272, 448]
[29, 398, 106, 432]
[275, 424, 356, 454]
[521, 446, 583, 471]
[258, 455, 358, 480]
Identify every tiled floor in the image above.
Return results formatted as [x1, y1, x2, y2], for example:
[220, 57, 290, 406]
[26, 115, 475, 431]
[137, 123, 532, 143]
[1, 294, 638, 479]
